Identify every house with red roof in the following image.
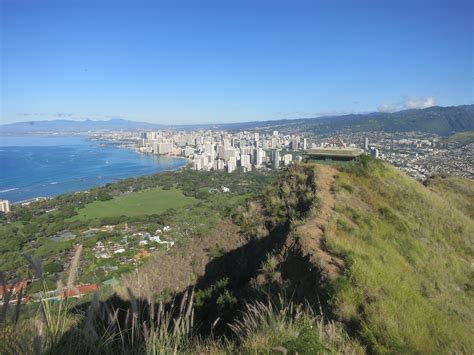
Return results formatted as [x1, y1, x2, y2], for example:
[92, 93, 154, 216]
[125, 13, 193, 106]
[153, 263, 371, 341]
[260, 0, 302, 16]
[0, 280, 29, 300]
[60, 283, 98, 299]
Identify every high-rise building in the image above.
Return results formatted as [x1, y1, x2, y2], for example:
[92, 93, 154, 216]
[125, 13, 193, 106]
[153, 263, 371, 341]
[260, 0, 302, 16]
[204, 142, 214, 154]
[302, 138, 308, 150]
[0, 200, 10, 214]
[147, 131, 159, 141]
[254, 132, 259, 143]
[156, 142, 174, 155]
[223, 148, 237, 161]
[364, 137, 369, 151]
[272, 150, 280, 169]
[241, 154, 251, 168]
[227, 159, 236, 173]
[370, 148, 379, 158]
[271, 137, 278, 148]
[254, 148, 264, 167]
[291, 139, 299, 150]
[283, 154, 293, 166]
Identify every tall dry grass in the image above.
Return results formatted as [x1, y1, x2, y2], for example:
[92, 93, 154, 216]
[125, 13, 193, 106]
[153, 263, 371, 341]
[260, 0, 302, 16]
[230, 295, 363, 354]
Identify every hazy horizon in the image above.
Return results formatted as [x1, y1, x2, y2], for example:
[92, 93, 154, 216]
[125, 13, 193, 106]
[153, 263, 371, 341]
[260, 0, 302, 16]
[2, 102, 474, 128]
[1, 0, 473, 125]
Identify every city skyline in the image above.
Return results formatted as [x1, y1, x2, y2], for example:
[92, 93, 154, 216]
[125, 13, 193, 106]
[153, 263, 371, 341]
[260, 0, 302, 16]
[2, 0, 473, 124]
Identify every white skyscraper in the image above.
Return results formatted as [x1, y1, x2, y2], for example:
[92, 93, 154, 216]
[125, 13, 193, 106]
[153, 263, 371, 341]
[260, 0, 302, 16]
[241, 154, 251, 168]
[254, 148, 264, 167]
[204, 142, 214, 154]
[156, 143, 174, 155]
[227, 159, 236, 173]
[0, 200, 10, 214]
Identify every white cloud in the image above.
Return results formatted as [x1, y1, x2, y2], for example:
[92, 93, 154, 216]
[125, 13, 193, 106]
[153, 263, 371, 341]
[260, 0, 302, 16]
[377, 103, 398, 113]
[403, 96, 437, 109]
[378, 96, 437, 113]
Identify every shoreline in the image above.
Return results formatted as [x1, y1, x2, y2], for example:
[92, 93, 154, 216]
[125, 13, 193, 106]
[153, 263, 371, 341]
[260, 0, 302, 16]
[1, 135, 190, 204]
[11, 159, 190, 206]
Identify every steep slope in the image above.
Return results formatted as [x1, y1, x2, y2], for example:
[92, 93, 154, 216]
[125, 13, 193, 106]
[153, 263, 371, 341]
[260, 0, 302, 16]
[4, 159, 472, 354]
[114, 161, 473, 353]
[317, 158, 474, 353]
[293, 165, 343, 282]
[425, 175, 474, 219]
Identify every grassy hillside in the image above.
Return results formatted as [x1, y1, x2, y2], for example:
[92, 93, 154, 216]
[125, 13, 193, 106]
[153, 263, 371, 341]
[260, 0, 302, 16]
[323, 158, 473, 353]
[2, 160, 473, 354]
[445, 130, 474, 146]
[425, 175, 474, 219]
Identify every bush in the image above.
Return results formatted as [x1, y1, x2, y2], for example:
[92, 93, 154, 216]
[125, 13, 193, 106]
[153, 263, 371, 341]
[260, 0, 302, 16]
[27, 279, 56, 293]
[229, 296, 360, 353]
[97, 191, 113, 201]
[43, 262, 64, 273]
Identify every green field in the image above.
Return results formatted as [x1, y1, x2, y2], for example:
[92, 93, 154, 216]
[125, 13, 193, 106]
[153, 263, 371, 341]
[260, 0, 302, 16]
[73, 188, 197, 220]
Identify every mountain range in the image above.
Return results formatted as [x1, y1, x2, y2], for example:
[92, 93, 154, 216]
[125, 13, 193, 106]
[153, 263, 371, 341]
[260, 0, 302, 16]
[0, 118, 163, 133]
[1, 104, 473, 135]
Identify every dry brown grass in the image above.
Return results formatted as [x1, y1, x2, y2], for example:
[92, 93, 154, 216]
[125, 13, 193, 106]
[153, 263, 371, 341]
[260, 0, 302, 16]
[119, 220, 244, 301]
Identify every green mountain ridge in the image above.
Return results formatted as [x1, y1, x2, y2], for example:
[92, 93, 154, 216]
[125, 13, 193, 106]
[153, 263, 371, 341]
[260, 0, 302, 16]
[2, 104, 473, 135]
[347, 104, 474, 134]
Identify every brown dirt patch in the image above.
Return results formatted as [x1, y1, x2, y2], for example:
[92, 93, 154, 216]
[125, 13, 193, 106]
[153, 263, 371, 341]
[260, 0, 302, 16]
[292, 165, 344, 282]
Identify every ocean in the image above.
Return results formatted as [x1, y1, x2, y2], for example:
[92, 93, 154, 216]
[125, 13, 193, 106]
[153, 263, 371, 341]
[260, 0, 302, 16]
[0, 135, 187, 203]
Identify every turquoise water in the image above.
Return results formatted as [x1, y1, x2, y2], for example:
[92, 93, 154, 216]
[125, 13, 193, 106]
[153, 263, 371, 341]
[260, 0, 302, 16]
[0, 136, 186, 202]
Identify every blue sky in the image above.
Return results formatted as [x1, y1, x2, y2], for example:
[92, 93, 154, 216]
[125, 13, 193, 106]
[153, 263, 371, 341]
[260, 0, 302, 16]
[1, 0, 472, 124]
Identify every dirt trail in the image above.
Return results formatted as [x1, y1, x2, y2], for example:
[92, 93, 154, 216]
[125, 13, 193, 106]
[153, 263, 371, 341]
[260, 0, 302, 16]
[295, 164, 344, 281]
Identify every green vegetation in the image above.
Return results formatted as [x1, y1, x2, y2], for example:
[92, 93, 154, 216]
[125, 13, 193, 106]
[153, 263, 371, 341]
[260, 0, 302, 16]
[1, 159, 473, 354]
[1, 164, 360, 354]
[72, 187, 197, 220]
[0, 167, 277, 280]
[325, 157, 473, 353]
[425, 175, 474, 218]
[445, 130, 474, 146]
[229, 297, 362, 354]
[303, 104, 474, 136]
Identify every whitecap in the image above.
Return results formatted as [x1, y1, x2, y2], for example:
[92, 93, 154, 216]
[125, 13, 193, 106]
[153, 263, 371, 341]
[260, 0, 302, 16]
[0, 188, 19, 193]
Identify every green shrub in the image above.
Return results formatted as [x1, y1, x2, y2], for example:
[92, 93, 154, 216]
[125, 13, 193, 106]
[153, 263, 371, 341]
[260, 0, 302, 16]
[27, 279, 56, 293]
[97, 191, 113, 201]
[43, 262, 64, 273]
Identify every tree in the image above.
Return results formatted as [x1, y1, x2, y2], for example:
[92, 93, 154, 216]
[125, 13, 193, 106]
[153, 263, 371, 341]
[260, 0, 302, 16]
[97, 191, 113, 201]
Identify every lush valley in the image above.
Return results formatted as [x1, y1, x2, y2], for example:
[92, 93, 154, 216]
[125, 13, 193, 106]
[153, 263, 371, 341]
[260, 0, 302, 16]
[1, 158, 473, 354]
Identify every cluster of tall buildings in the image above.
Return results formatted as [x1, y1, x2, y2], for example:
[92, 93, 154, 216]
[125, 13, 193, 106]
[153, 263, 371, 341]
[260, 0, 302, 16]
[137, 130, 308, 173]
